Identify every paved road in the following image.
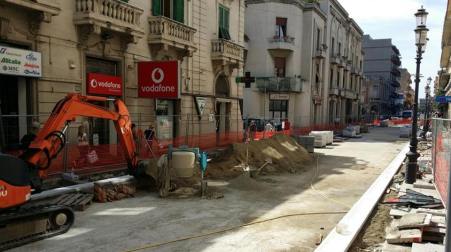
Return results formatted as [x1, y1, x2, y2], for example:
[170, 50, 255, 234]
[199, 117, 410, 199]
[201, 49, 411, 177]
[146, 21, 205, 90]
[15, 127, 407, 252]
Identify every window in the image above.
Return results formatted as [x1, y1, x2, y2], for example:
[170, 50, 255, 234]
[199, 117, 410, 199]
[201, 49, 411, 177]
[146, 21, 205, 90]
[330, 69, 334, 88]
[219, 5, 230, 40]
[316, 28, 321, 50]
[274, 57, 286, 77]
[331, 37, 335, 55]
[275, 17, 287, 38]
[338, 42, 342, 56]
[269, 100, 289, 119]
[152, 0, 184, 23]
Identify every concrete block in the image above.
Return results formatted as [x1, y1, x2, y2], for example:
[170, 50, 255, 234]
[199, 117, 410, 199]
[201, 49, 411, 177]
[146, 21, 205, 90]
[386, 229, 422, 244]
[400, 126, 412, 138]
[412, 243, 445, 252]
[342, 127, 357, 137]
[397, 213, 431, 229]
[295, 136, 315, 153]
[309, 131, 328, 148]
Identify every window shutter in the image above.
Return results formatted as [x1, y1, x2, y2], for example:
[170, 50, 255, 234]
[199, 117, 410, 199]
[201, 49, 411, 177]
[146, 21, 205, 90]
[225, 8, 229, 31]
[152, 0, 161, 16]
[173, 0, 184, 23]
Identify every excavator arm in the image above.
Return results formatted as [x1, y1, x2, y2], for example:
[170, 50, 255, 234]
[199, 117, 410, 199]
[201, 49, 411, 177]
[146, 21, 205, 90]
[21, 93, 139, 179]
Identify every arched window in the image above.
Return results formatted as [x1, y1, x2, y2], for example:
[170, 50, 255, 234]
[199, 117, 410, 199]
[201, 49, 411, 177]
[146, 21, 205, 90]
[215, 74, 229, 97]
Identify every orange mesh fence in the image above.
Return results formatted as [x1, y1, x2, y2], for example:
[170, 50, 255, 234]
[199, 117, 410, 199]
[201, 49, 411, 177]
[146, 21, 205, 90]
[432, 119, 451, 207]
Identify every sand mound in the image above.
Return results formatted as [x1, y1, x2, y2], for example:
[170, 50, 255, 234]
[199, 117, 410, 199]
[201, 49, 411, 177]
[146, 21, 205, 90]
[207, 134, 313, 179]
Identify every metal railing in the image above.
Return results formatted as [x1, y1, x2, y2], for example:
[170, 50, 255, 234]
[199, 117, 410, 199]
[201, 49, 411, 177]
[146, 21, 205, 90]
[255, 77, 303, 93]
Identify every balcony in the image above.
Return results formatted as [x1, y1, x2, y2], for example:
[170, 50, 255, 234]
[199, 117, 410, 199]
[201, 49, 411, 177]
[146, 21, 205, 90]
[314, 44, 327, 59]
[4, 0, 60, 21]
[329, 87, 339, 96]
[351, 66, 358, 75]
[391, 80, 401, 88]
[74, 0, 144, 44]
[211, 39, 244, 69]
[344, 89, 356, 99]
[391, 68, 401, 77]
[391, 55, 401, 66]
[268, 36, 296, 54]
[255, 77, 303, 93]
[330, 54, 341, 65]
[148, 15, 197, 57]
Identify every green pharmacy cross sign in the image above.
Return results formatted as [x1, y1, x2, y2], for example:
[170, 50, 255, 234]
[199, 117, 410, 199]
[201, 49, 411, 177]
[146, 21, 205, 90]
[236, 72, 255, 88]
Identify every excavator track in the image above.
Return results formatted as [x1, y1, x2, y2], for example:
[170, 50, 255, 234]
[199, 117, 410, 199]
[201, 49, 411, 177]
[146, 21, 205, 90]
[0, 204, 74, 251]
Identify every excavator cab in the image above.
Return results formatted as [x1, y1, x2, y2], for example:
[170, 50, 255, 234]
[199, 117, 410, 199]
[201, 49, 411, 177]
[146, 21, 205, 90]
[0, 154, 32, 210]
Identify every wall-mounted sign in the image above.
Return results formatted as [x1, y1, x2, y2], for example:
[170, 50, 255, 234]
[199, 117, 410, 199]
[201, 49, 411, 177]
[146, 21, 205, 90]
[435, 96, 451, 104]
[194, 96, 208, 119]
[138, 61, 180, 99]
[0, 46, 42, 77]
[87, 73, 123, 96]
[270, 93, 290, 100]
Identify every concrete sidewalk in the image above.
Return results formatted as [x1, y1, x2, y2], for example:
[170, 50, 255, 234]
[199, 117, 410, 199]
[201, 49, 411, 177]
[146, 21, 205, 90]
[15, 127, 407, 252]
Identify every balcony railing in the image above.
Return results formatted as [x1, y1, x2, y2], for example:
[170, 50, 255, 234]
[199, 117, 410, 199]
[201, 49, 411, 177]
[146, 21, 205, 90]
[268, 36, 296, 52]
[330, 54, 341, 65]
[256, 77, 303, 93]
[211, 39, 244, 66]
[344, 89, 356, 99]
[329, 87, 339, 96]
[391, 68, 401, 77]
[148, 15, 197, 55]
[5, 0, 61, 19]
[74, 0, 144, 39]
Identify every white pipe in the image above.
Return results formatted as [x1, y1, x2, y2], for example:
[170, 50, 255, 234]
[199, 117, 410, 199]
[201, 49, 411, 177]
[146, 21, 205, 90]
[31, 175, 134, 201]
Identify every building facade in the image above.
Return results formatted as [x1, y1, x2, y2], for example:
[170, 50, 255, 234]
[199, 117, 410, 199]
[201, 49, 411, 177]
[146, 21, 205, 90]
[399, 68, 414, 110]
[0, 0, 245, 150]
[363, 35, 402, 117]
[439, 0, 451, 118]
[243, 0, 363, 128]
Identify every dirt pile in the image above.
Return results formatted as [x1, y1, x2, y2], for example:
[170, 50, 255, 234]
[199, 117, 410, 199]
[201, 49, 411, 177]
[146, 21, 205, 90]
[207, 134, 313, 179]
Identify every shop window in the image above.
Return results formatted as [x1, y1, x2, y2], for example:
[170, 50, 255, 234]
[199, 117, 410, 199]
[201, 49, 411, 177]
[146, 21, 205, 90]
[152, 0, 184, 23]
[219, 5, 230, 40]
[275, 17, 287, 38]
[274, 57, 286, 77]
[269, 100, 288, 119]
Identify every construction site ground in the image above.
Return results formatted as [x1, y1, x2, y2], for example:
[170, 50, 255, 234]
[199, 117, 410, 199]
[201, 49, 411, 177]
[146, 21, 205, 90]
[13, 127, 407, 252]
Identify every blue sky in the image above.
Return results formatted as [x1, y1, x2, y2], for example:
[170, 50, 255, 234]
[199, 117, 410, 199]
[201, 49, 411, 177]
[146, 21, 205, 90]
[339, 0, 446, 98]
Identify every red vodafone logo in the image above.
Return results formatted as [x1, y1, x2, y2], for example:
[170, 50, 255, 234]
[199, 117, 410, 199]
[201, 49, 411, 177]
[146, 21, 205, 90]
[138, 61, 179, 99]
[87, 73, 122, 96]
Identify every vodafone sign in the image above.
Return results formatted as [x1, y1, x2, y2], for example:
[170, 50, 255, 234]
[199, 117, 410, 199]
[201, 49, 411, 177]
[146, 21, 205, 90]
[138, 61, 180, 99]
[87, 73, 122, 96]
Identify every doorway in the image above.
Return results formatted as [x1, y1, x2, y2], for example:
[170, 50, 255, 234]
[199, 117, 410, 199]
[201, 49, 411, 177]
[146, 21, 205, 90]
[0, 74, 29, 151]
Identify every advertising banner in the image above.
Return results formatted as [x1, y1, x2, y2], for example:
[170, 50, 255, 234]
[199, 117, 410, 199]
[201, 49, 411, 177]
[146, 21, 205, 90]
[138, 61, 180, 99]
[87, 73, 123, 96]
[0, 46, 42, 77]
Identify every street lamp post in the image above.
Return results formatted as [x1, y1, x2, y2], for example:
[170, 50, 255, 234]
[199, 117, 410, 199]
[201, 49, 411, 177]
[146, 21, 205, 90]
[422, 77, 432, 139]
[405, 6, 429, 184]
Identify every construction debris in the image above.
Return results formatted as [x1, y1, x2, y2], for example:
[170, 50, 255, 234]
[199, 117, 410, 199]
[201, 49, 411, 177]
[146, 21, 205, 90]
[94, 180, 136, 203]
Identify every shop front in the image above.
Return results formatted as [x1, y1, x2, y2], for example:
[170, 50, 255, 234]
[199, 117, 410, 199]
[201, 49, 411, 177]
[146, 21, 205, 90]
[0, 45, 41, 151]
[138, 60, 180, 142]
[85, 57, 123, 145]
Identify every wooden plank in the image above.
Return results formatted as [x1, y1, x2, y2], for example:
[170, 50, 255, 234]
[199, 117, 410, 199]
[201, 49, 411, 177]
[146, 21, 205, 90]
[316, 144, 410, 252]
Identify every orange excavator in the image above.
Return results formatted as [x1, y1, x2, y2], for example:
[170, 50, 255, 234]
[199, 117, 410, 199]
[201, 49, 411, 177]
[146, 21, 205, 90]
[0, 93, 148, 250]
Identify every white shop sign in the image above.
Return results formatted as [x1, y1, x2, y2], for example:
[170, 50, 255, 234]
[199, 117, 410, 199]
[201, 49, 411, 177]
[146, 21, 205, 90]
[269, 93, 289, 100]
[0, 46, 42, 77]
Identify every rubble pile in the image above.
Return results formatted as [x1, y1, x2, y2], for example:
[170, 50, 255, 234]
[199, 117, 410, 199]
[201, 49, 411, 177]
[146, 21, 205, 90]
[207, 134, 313, 178]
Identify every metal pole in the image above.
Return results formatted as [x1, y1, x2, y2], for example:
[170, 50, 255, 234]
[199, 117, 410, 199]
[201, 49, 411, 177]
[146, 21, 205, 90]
[405, 46, 422, 184]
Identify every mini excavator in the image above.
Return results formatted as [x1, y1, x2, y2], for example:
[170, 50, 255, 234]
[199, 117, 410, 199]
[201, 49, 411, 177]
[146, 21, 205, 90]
[0, 93, 149, 250]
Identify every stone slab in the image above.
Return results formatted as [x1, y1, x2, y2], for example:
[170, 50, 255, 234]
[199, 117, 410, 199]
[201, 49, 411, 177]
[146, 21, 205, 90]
[411, 243, 445, 252]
